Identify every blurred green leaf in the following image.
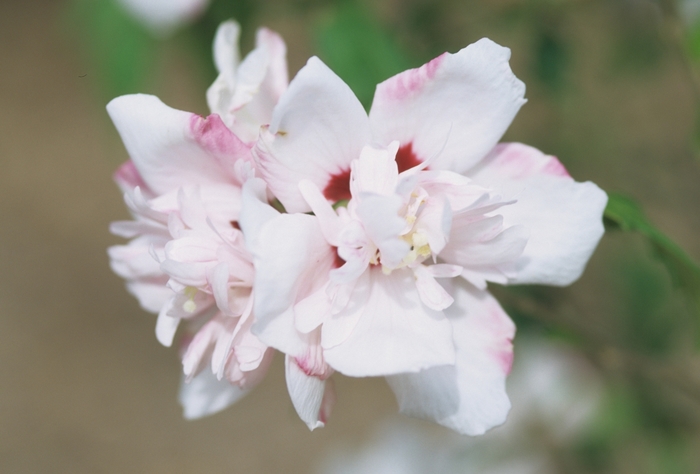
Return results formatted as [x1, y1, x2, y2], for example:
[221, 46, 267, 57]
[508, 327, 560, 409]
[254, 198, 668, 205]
[686, 19, 700, 61]
[618, 258, 683, 354]
[314, 2, 415, 108]
[66, 0, 158, 99]
[604, 193, 700, 317]
[533, 28, 569, 93]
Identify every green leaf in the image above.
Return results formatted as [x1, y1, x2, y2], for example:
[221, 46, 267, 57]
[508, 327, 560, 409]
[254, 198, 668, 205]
[313, 2, 415, 109]
[604, 193, 700, 315]
[533, 27, 569, 93]
[65, 0, 158, 99]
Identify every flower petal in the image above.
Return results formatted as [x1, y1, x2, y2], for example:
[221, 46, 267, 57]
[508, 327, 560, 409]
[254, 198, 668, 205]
[323, 267, 455, 376]
[369, 38, 526, 174]
[156, 298, 181, 347]
[247, 211, 336, 354]
[178, 371, 248, 420]
[254, 57, 371, 212]
[285, 355, 331, 430]
[386, 281, 515, 435]
[107, 94, 247, 195]
[469, 143, 607, 285]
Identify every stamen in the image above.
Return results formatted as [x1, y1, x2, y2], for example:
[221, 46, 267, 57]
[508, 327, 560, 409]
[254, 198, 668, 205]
[183, 287, 198, 313]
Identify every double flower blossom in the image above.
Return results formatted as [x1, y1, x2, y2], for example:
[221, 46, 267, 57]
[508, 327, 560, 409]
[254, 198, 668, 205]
[108, 20, 607, 434]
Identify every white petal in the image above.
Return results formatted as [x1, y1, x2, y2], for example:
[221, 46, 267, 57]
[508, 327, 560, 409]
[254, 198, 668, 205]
[441, 215, 529, 270]
[299, 180, 344, 245]
[116, 0, 208, 35]
[156, 298, 181, 347]
[238, 178, 280, 250]
[254, 57, 371, 212]
[125, 280, 172, 314]
[350, 143, 400, 197]
[355, 194, 410, 269]
[285, 355, 330, 430]
[107, 94, 248, 195]
[469, 143, 607, 285]
[323, 267, 455, 376]
[386, 281, 515, 435]
[369, 39, 526, 173]
[212, 20, 240, 79]
[249, 213, 335, 353]
[178, 371, 248, 420]
[413, 265, 454, 311]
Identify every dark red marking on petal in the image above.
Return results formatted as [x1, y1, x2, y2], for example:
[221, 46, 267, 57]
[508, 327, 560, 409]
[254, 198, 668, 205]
[323, 169, 352, 203]
[230, 221, 241, 230]
[332, 247, 345, 269]
[395, 142, 425, 173]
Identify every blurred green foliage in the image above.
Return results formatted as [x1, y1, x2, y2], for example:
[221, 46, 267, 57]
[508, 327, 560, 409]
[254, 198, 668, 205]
[314, 2, 415, 108]
[66, 0, 158, 99]
[605, 193, 700, 323]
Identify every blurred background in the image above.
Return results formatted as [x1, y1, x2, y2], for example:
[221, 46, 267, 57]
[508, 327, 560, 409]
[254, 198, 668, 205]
[3, 0, 700, 472]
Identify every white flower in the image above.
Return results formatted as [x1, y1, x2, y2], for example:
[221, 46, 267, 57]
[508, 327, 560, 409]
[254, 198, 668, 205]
[107, 21, 290, 418]
[116, 0, 210, 36]
[240, 39, 607, 434]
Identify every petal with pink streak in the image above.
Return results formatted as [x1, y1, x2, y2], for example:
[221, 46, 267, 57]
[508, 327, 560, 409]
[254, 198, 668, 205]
[107, 94, 246, 195]
[369, 38, 526, 174]
[386, 281, 515, 435]
[323, 267, 455, 377]
[285, 355, 332, 430]
[113, 160, 153, 196]
[469, 143, 607, 286]
[178, 371, 248, 420]
[253, 57, 371, 212]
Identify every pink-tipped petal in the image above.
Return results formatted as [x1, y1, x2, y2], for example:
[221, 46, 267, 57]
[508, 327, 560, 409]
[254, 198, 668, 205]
[285, 355, 329, 430]
[369, 39, 526, 174]
[107, 94, 246, 195]
[386, 281, 515, 435]
[469, 143, 607, 285]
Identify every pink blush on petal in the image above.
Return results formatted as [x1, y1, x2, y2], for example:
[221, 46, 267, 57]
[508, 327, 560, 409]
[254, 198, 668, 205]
[114, 160, 150, 191]
[382, 53, 446, 101]
[487, 143, 572, 180]
[494, 345, 514, 375]
[189, 113, 249, 156]
[541, 156, 571, 178]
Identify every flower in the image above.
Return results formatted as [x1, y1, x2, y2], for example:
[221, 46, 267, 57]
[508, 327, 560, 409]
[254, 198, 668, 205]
[116, 0, 210, 36]
[107, 21, 288, 418]
[241, 39, 607, 434]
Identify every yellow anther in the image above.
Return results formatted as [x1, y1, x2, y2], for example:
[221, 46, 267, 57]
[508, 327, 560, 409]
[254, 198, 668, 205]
[183, 287, 198, 313]
[183, 300, 197, 313]
[412, 232, 429, 248]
